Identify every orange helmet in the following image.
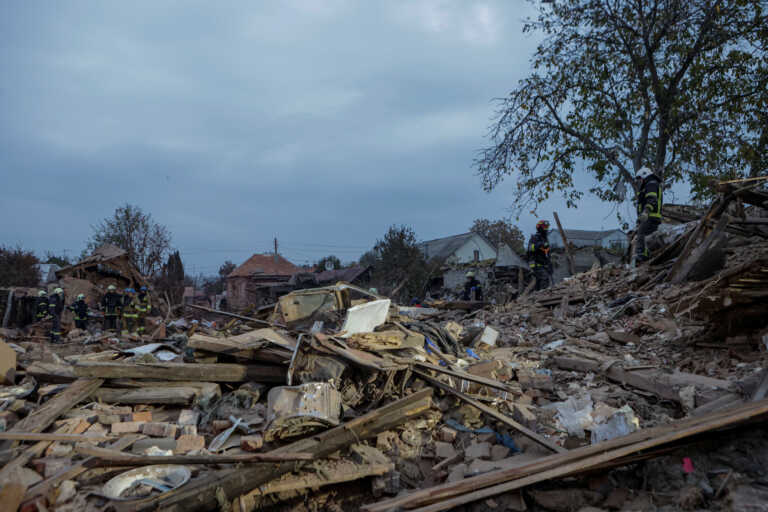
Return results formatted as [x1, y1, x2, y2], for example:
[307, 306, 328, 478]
[536, 220, 550, 231]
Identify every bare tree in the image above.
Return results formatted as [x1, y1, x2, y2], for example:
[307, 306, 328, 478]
[87, 204, 172, 276]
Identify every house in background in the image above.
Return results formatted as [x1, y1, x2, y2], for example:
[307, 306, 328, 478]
[419, 232, 498, 265]
[314, 265, 372, 287]
[36, 263, 61, 285]
[549, 229, 628, 250]
[226, 253, 302, 311]
[183, 286, 210, 307]
[419, 232, 527, 294]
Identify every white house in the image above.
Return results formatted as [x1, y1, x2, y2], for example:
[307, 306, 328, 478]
[419, 232, 499, 265]
[549, 229, 628, 250]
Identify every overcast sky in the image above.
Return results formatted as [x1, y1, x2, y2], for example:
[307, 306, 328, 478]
[1, 1, 659, 274]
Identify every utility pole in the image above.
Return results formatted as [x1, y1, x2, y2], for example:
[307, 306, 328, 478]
[274, 237, 278, 264]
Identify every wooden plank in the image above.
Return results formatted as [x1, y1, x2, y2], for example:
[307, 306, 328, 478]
[73, 361, 285, 383]
[553, 212, 575, 275]
[0, 339, 16, 384]
[0, 423, 76, 486]
[0, 378, 103, 451]
[553, 356, 735, 405]
[413, 362, 520, 396]
[185, 303, 287, 328]
[0, 482, 26, 512]
[24, 362, 77, 382]
[119, 389, 433, 512]
[76, 445, 313, 467]
[238, 461, 393, 511]
[669, 213, 730, 283]
[92, 387, 197, 405]
[188, 333, 264, 359]
[22, 434, 141, 503]
[364, 399, 768, 512]
[413, 370, 565, 454]
[0, 432, 114, 442]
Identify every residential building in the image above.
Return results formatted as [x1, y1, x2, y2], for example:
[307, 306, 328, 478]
[226, 253, 301, 311]
[549, 229, 628, 250]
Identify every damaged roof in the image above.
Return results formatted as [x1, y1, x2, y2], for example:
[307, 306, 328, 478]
[228, 253, 302, 278]
[419, 232, 489, 261]
[315, 265, 370, 284]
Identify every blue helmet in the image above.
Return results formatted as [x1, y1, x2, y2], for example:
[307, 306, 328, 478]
[125, 288, 136, 293]
[140, 286, 148, 292]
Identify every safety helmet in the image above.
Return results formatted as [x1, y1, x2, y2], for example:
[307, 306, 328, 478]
[466, 271, 475, 278]
[107, 284, 117, 291]
[140, 286, 147, 292]
[536, 220, 550, 232]
[635, 166, 653, 180]
[53, 287, 63, 295]
[38, 290, 47, 297]
[76, 293, 85, 300]
[125, 288, 135, 294]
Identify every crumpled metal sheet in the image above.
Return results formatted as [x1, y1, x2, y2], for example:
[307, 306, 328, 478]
[264, 382, 342, 442]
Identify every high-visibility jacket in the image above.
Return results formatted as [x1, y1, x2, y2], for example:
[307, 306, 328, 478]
[69, 299, 88, 321]
[101, 292, 122, 316]
[136, 292, 151, 314]
[48, 293, 64, 316]
[637, 174, 663, 220]
[527, 232, 552, 269]
[35, 296, 49, 319]
[122, 296, 139, 318]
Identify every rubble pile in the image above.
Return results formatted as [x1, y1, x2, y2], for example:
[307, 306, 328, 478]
[2, 185, 768, 511]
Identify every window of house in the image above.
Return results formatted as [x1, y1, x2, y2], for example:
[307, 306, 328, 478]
[473, 250, 480, 262]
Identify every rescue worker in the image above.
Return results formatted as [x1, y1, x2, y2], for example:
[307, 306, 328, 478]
[527, 220, 553, 291]
[136, 285, 151, 335]
[35, 290, 49, 322]
[101, 285, 122, 332]
[48, 287, 65, 343]
[69, 293, 89, 330]
[121, 288, 139, 335]
[635, 166, 663, 262]
[461, 271, 483, 301]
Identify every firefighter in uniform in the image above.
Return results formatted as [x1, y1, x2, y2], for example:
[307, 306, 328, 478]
[136, 285, 151, 335]
[461, 271, 483, 301]
[35, 290, 49, 322]
[69, 293, 89, 330]
[635, 166, 663, 262]
[527, 220, 553, 291]
[101, 285, 122, 332]
[121, 288, 139, 335]
[48, 287, 65, 342]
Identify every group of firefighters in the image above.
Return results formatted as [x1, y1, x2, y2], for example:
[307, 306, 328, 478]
[34, 285, 152, 342]
[464, 166, 662, 294]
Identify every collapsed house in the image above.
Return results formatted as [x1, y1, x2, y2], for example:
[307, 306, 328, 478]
[0, 245, 152, 330]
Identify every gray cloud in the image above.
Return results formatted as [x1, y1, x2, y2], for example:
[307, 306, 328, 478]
[1, 1, 630, 272]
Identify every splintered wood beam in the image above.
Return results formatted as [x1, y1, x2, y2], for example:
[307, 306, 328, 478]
[76, 445, 314, 467]
[22, 435, 142, 504]
[0, 378, 103, 451]
[412, 369, 565, 454]
[92, 387, 198, 405]
[73, 361, 285, 383]
[553, 212, 575, 275]
[119, 389, 433, 512]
